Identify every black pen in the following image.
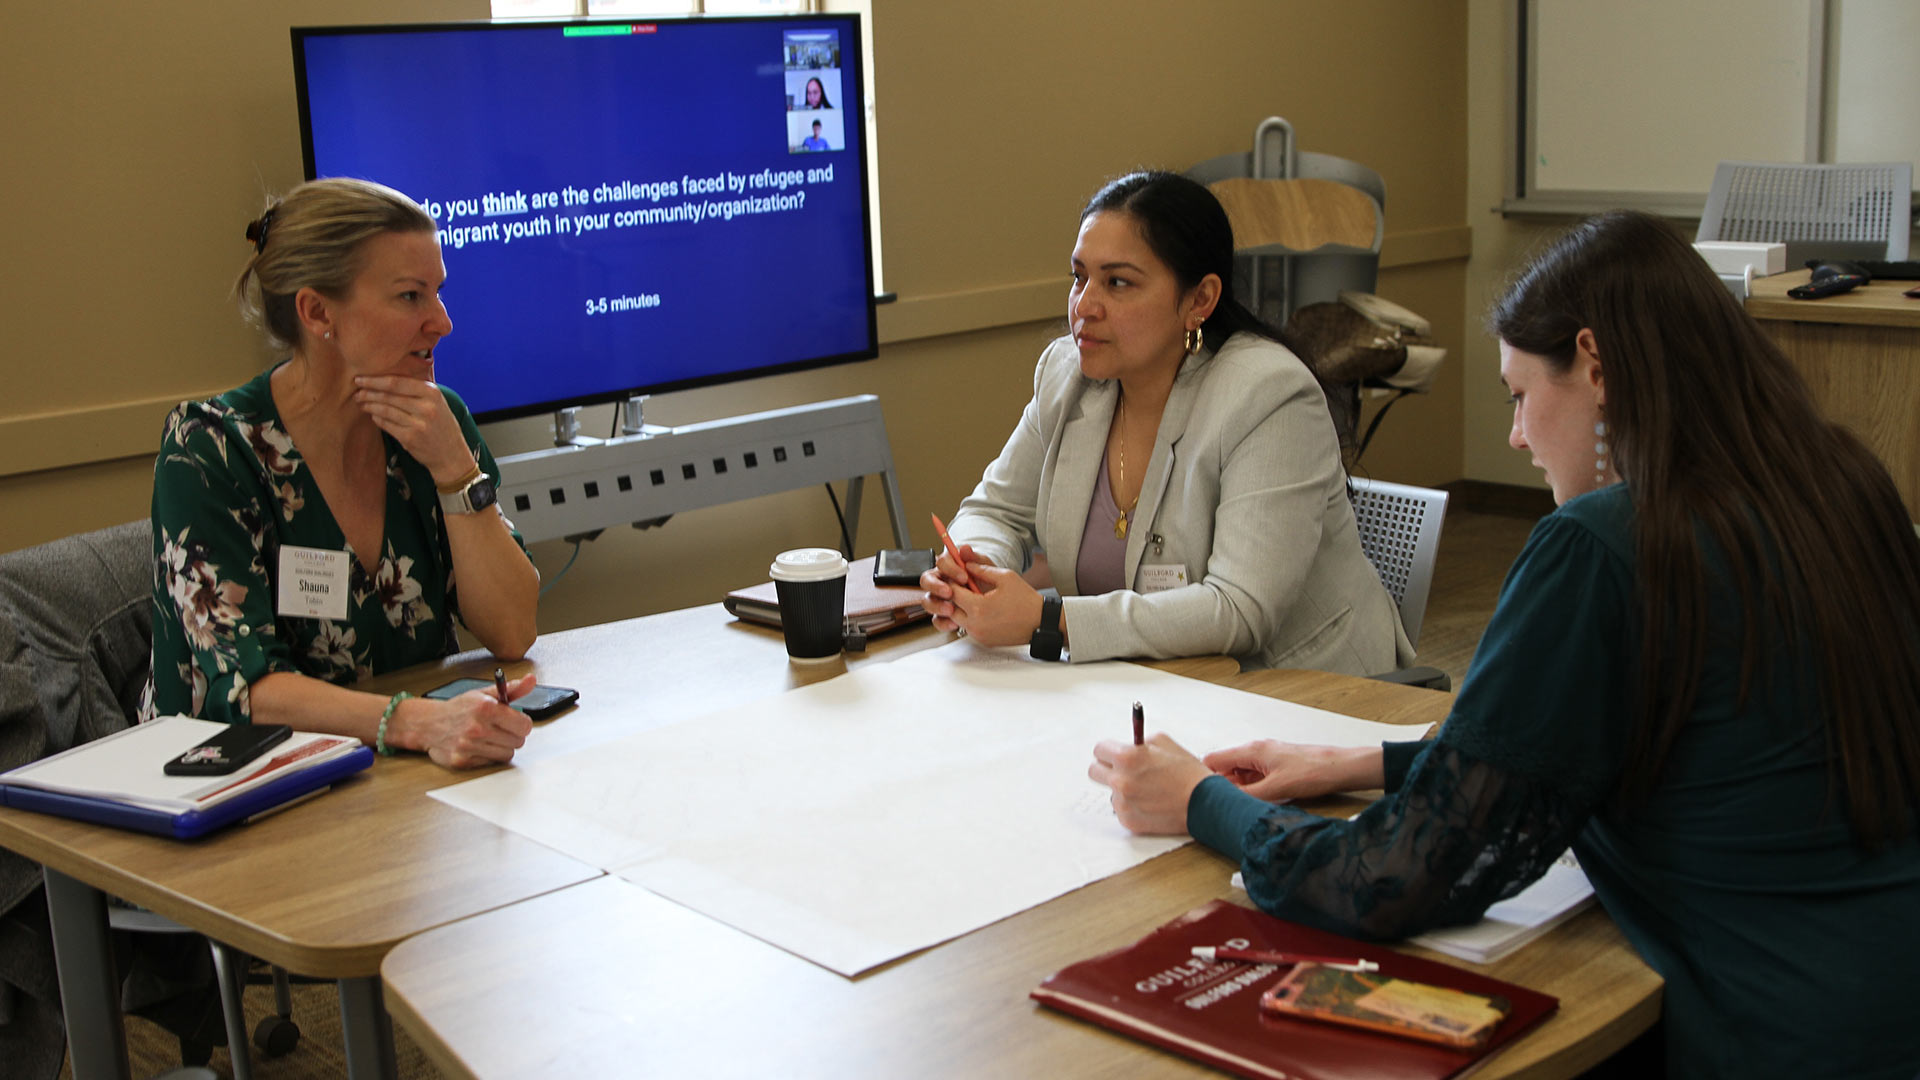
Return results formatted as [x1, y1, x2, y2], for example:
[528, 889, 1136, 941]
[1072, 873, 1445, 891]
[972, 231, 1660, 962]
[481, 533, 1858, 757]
[1132, 701, 1145, 746]
[493, 666, 510, 705]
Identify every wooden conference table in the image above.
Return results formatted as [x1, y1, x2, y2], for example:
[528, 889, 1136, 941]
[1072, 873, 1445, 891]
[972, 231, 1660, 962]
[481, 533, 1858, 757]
[0, 606, 1661, 1079]
[0, 606, 939, 1079]
[374, 615, 1661, 1079]
[1747, 269, 1920, 521]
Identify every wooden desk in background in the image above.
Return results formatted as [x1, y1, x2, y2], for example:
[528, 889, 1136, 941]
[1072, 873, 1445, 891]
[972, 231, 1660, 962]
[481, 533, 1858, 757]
[1747, 270, 1920, 520]
[377, 628, 1663, 1080]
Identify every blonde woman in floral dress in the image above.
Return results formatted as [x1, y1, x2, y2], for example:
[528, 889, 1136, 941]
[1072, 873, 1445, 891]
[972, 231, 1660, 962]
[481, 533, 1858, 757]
[145, 178, 541, 769]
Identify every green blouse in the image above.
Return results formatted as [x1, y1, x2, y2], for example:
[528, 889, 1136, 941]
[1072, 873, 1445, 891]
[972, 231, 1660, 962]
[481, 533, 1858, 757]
[143, 367, 527, 724]
[1188, 484, 1920, 1078]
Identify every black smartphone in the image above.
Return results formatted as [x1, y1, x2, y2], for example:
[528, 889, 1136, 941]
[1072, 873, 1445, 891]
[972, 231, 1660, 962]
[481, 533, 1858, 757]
[873, 547, 937, 586]
[424, 678, 580, 720]
[164, 724, 294, 776]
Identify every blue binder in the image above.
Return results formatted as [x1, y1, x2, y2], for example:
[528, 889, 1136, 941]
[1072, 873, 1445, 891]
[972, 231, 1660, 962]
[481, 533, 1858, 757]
[0, 747, 374, 840]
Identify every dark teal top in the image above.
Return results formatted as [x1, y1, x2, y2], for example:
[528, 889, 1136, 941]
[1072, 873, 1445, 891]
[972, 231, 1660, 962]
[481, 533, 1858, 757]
[1188, 484, 1920, 1078]
[143, 367, 526, 724]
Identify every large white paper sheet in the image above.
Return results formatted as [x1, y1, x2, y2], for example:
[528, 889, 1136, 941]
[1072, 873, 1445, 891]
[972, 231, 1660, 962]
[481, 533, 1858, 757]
[430, 640, 1416, 975]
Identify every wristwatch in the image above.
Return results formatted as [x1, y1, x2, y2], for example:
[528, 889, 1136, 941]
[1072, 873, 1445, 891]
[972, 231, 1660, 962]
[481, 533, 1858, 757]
[1029, 595, 1064, 662]
[438, 472, 498, 516]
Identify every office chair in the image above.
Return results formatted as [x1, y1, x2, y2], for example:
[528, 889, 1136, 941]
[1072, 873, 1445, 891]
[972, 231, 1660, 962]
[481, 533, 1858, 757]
[1347, 477, 1450, 691]
[1697, 160, 1913, 266]
[1188, 116, 1387, 327]
[105, 907, 301, 1078]
[0, 521, 300, 1077]
[1190, 118, 1444, 464]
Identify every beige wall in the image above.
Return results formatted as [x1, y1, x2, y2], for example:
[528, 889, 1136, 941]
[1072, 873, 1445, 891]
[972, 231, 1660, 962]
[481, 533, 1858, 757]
[0, 1, 1472, 634]
[1462, 0, 1561, 490]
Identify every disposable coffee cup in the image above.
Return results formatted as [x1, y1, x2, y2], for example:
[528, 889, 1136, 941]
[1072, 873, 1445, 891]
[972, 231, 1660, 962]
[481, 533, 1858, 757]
[769, 548, 849, 663]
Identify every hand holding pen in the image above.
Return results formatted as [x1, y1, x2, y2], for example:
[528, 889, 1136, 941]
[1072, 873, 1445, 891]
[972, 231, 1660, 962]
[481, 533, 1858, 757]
[927, 512, 982, 594]
[1088, 703, 1213, 835]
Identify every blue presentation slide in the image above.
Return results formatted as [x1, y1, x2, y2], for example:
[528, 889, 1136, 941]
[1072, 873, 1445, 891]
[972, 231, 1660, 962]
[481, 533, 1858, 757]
[300, 20, 873, 418]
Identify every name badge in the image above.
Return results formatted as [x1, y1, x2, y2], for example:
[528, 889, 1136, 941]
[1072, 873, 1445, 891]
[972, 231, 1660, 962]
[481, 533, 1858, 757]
[278, 545, 351, 621]
[1138, 563, 1189, 594]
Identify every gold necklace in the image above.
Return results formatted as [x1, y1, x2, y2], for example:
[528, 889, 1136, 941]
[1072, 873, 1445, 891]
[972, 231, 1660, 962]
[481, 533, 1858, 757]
[1114, 395, 1140, 540]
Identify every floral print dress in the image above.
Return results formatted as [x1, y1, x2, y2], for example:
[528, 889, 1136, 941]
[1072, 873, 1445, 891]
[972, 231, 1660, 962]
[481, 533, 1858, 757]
[143, 366, 527, 724]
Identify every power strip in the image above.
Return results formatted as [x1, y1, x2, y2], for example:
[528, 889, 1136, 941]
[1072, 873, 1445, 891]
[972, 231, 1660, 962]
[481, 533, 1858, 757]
[494, 395, 910, 548]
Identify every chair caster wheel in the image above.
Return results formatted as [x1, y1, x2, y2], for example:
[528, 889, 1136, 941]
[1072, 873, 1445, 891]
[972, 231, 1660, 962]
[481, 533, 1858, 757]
[253, 1014, 301, 1057]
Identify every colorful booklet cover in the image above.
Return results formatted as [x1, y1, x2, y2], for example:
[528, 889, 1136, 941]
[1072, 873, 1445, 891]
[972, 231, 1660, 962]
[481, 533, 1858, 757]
[1031, 900, 1558, 1080]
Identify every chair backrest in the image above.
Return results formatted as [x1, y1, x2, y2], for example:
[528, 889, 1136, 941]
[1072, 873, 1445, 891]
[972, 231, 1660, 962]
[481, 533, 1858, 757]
[1206, 178, 1382, 256]
[1346, 478, 1447, 648]
[1187, 117, 1388, 326]
[1697, 160, 1912, 263]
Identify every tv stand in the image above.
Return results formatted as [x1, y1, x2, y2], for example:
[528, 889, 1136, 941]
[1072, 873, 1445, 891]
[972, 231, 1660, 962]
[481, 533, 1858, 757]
[497, 395, 911, 550]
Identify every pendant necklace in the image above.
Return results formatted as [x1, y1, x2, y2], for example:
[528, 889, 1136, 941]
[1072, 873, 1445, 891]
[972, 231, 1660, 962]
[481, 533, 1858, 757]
[1114, 395, 1140, 540]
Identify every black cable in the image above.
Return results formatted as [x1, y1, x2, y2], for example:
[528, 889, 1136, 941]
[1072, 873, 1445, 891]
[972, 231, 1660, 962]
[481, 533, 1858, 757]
[823, 482, 854, 558]
[538, 538, 584, 596]
[1355, 388, 1414, 462]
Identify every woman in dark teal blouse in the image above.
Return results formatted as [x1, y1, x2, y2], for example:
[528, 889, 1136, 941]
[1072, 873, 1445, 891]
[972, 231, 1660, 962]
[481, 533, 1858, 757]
[145, 178, 542, 769]
[1090, 211, 1920, 1078]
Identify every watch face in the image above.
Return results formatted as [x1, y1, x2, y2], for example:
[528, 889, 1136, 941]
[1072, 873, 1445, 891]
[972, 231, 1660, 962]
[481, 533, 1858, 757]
[469, 475, 498, 511]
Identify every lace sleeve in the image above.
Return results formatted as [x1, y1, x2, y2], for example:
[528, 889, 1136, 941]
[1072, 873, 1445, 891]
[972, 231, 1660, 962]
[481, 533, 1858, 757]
[1238, 738, 1592, 941]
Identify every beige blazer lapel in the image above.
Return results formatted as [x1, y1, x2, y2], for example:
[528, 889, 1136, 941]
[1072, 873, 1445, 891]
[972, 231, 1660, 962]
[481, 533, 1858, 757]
[1044, 378, 1114, 594]
[1125, 351, 1210, 582]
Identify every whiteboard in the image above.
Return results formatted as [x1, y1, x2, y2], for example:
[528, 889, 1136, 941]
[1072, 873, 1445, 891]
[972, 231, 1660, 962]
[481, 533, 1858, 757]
[1525, 0, 1815, 202]
[1828, 0, 1920, 168]
[1514, 0, 1920, 216]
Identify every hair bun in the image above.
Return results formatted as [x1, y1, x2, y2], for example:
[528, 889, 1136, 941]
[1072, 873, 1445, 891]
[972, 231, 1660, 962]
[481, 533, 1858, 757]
[244, 207, 277, 253]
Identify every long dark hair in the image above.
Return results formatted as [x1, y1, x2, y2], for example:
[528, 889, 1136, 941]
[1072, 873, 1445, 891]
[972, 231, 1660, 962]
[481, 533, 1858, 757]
[1081, 170, 1294, 357]
[1490, 210, 1920, 845]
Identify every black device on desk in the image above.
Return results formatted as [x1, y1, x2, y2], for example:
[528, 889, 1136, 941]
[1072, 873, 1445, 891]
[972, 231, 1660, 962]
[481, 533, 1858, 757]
[164, 724, 293, 776]
[425, 678, 579, 720]
[1788, 261, 1870, 299]
[873, 548, 938, 586]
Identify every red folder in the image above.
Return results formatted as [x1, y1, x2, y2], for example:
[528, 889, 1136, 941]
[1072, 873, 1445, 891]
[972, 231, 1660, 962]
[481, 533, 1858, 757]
[1032, 900, 1558, 1080]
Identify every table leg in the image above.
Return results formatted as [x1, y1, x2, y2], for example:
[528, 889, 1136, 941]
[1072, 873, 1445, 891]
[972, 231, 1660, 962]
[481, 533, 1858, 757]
[43, 868, 130, 1080]
[338, 975, 398, 1079]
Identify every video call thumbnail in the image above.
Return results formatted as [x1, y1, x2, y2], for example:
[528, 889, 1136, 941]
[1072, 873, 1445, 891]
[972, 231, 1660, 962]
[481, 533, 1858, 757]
[784, 29, 843, 154]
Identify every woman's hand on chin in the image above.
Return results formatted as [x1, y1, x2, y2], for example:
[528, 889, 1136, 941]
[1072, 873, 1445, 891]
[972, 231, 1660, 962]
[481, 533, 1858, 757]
[352, 373, 474, 483]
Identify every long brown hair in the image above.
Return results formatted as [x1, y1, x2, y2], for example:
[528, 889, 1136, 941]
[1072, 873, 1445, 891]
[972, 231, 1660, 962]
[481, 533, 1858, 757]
[1490, 210, 1920, 845]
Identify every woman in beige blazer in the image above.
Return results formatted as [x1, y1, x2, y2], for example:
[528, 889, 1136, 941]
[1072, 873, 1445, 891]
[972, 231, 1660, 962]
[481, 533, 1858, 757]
[923, 171, 1410, 675]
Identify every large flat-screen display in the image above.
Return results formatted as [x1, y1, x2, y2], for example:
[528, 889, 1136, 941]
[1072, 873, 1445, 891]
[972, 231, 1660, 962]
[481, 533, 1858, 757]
[293, 17, 877, 422]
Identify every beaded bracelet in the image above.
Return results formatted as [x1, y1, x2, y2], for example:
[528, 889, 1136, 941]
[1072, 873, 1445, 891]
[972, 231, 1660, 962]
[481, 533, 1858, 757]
[377, 691, 412, 756]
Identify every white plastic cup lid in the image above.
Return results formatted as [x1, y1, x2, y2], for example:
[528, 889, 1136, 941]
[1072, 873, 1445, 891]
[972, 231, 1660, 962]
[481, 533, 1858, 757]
[769, 548, 848, 582]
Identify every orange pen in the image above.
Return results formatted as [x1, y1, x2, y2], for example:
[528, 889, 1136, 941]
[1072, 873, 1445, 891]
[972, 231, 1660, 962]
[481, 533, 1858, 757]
[928, 512, 982, 594]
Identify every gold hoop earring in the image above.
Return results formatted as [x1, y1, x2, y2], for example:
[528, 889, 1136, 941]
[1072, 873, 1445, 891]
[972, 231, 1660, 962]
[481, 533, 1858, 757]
[1184, 327, 1203, 355]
